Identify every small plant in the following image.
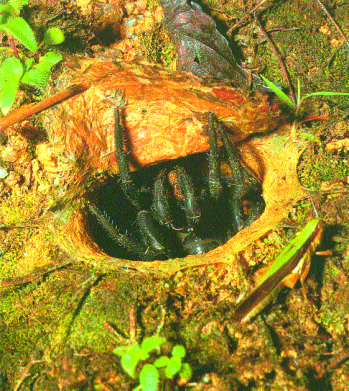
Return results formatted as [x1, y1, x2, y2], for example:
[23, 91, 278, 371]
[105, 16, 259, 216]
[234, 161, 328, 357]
[0, 0, 64, 114]
[261, 75, 349, 117]
[113, 335, 192, 391]
[260, 75, 349, 139]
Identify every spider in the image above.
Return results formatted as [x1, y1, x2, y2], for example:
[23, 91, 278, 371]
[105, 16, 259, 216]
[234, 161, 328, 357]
[86, 109, 265, 261]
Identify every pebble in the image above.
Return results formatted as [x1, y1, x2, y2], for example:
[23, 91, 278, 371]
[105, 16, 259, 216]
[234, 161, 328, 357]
[4, 171, 21, 188]
[124, 18, 136, 27]
[0, 166, 8, 179]
[1, 146, 19, 163]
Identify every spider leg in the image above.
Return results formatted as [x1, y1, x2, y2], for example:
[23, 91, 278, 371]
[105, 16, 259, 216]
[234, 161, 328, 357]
[151, 168, 173, 227]
[137, 210, 168, 259]
[217, 122, 264, 232]
[175, 166, 201, 230]
[243, 198, 265, 228]
[174, 165, 224, 255]
[207, 112, 222, 201]
[114, 109, 140, 209]
[182, 233, 221, 255]
[87, 202, 148, 259]
[114, 108, 168, 260]
[217, 123, 247, 199]
[229, 197, 245, 232]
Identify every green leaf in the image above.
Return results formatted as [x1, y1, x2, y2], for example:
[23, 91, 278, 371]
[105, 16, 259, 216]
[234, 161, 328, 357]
[24, 56, 33, 71]
[113, 345, 133, 357]
[21, 51, 62, 91]
[165, 356, 182, 379]
[260, 75, 296, 109]
[38, 51, 62, 69]
[178, 362, 193, 382]
[139, 364, 159, 391]
[0, 5, 14, 24]
[0, 56, 23, 114]
[0, 1, 29, 16]
[141, 336, 166, 355]
[301, 91, 349, 103]
[44, 27, 64, 45]
[120, 344, 149, 379]
[300, 132, 321, 143]
[172, 345, 186, 358]
[2, 17, 37, 52]
[154, 355, 170, 368]
[21, 67, 50, 91]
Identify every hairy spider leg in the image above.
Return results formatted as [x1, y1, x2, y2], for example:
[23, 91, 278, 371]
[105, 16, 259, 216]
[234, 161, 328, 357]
[87, 202, 148, 259]
[137, 211, 166, 255]
[207, 112, 222, 201]
[217, 123, 263, 232]
[114, 109, 140, 209]
[114, 108, 168, 260]
[173, 166, 223, 255]
[243, 198, 265, 229]
[175, 166, 201, 230]
[151, 168, 173, 227]
[218, 124, 246, 198]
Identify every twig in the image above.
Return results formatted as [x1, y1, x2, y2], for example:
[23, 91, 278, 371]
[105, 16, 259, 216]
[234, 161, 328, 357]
[315, 348, 349, 379]
[256, 19, 296, 105]
[227, 0, 267, 35]
[13, 359, 42, 391]
[315, 0, 349, 53]
[0, 261, 72, 292]
[266, 27, 300, 33]
[0, 82, 89, 132]
[129, 308, 137, 343]
[104, 320, 127, 344]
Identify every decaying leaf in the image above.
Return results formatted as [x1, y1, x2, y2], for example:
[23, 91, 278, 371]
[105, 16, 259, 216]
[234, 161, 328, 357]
[160, 0, 249, 85]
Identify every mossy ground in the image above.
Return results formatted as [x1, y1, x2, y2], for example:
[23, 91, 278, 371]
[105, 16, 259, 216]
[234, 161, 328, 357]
[1, 0, 349, 390]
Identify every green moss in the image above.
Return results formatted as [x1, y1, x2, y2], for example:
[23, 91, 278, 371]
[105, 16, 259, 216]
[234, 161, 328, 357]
[139, 23, 176, 68]
[298, 146, 349, 189]
[253, 0, 349, 106]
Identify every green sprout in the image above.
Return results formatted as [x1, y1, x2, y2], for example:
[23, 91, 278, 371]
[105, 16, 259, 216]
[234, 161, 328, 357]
[261, 75, 349, 116]
[113, 336, 192, 391]
[260, 75, 349, 140]
[0, 0, 64, 114]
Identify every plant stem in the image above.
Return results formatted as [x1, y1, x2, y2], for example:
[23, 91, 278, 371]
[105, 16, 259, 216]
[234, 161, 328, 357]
[9, 38, 20, 59]
[256, 19, 296, 106]
[0, 82, 89, 132]
[227, 0, 267, 35]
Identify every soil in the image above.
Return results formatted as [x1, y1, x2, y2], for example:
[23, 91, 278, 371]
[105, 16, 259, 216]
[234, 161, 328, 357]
[1, 1, 349, 390]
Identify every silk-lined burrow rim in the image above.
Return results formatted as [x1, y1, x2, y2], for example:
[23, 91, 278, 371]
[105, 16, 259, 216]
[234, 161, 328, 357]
[39, 58, 305, 275]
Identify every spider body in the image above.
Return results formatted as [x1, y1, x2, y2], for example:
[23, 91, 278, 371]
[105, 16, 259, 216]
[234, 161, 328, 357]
[87, 109, 264, 261]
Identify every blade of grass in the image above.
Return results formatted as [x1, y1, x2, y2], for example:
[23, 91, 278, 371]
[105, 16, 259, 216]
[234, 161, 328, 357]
[257, 19, 296, 105]
[260, 75, 296, 109]
[302, 91, 349, 100]
[297, 79, 301, 107]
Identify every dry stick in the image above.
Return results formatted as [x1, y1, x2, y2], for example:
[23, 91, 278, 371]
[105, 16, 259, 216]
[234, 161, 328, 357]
[0, 82, 89, 132]
[315, 0, 349, 52]
[13, 359, 43, 391]
[227, 0, 267, 35]
[256, 19, 297, 105]
[266, 27, 300, 33]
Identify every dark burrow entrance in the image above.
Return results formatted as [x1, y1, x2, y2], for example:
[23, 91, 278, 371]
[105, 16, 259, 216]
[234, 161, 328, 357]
[85, 151, 265, 261]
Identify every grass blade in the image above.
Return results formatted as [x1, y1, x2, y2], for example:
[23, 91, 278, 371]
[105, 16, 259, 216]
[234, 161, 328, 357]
[260, 75, 295, 109]
[303, 91, 349, 100]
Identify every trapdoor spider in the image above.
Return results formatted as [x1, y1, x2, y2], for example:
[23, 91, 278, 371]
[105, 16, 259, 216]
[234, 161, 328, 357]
[86, 109, 265, 261]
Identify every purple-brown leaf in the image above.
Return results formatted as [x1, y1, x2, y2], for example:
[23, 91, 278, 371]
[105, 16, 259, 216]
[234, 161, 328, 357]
[161, 0, 249, 87]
